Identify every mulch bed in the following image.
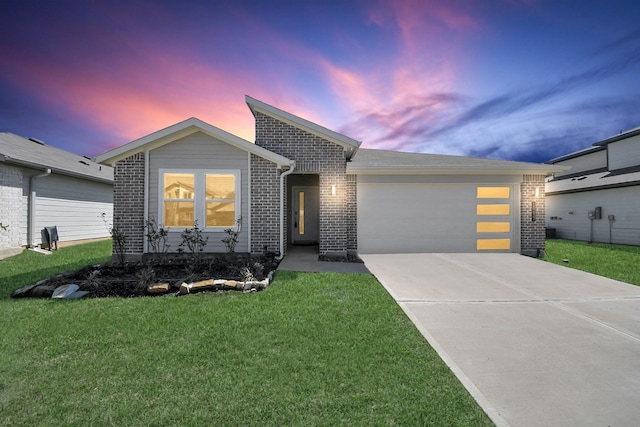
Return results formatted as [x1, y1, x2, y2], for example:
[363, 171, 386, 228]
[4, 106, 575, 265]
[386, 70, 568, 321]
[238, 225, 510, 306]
[12, 255, 279, 299]
[318, 253, 364, 263]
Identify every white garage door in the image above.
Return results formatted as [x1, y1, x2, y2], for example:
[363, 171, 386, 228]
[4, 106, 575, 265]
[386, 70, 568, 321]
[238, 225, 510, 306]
[357, 182, 518, 253]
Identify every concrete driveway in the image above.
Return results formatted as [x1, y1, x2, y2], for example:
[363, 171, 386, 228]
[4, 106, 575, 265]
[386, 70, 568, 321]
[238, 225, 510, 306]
[361, 253, 640, 427]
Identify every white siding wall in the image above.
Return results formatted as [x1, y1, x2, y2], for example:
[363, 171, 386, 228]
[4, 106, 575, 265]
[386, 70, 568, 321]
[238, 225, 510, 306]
[607, 135, 640, 171]
[33, 173, 113, 244]
[554, 150, 607, 177]
[0, 163, 28, 248]
[148, 131, 249, 253]
[546, 186, 640, 245]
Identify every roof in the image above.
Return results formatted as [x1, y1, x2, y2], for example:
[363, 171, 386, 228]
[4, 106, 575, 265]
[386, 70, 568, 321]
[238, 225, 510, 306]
[545, 145, 606, 164]
[95, 117, 293, 168]
[593, 126, 640, 146]
[546, 125, 640, 165]
[348, 148, 565, 175]
[0, 132, 113, 183]
[245, 96, 361, 158]
[546, 169, 640, 195]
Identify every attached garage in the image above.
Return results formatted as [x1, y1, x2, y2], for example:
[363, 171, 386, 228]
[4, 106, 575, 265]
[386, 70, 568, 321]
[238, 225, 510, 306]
[349, 149, 561, 255]
[357, 176, 520, 253]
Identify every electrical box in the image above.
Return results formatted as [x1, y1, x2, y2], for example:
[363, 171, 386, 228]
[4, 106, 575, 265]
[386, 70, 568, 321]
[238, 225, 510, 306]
[594, 206, 602, 220]
[588, 211, 595, 219]
[608, 214, 615, 221]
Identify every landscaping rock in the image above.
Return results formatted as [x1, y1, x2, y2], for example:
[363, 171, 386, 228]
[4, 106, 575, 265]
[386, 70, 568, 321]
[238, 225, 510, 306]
[224, 280, 238, 289]
[31, 285, 57, 298]
[11, 283, 39, 298]
[66, 291, 90, 299]
[190, 279, 215, 291]
[51, 284, 80, 299]
[147, 283, 170, 294]
[178, 282, 190, 295]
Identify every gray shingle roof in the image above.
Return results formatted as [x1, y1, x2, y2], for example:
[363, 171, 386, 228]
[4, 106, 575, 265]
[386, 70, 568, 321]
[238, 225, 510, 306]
[546, 169, 640, 194]
[593, 126, 640, 146]
[545, 145, 606, 164]
[0, 133, 113, 183]
[348, 148, 563, 175]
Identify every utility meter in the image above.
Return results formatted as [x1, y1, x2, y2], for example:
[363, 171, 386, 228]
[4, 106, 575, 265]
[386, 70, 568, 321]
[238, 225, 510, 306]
[594, 206, 602, 219]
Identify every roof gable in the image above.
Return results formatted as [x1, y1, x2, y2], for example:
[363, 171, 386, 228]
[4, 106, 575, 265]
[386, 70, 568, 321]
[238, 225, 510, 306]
[348, 148, 565, 175]
[246, 96, 361, 156]
[95, 117, 292, 167]
[0, 132, 113, 183]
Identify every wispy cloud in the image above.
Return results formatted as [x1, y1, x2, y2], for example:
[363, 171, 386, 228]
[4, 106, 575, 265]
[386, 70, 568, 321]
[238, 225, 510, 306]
[339, 23, 640, 159]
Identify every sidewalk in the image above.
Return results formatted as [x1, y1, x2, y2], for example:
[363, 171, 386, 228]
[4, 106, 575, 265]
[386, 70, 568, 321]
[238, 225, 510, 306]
[277, 245, 370, 274]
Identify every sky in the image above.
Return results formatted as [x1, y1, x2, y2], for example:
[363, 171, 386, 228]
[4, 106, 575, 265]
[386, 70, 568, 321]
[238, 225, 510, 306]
[1, 0, 639, 163]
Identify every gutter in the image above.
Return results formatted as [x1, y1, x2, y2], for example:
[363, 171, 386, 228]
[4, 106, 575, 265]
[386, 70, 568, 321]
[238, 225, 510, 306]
[275, 161, 296, 260]
[28, 168, 51, 247]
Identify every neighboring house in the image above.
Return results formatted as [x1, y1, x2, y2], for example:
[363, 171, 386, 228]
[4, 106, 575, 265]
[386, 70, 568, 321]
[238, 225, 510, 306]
[0, 133, 114, 256]
[95, 96, 561, 261]
[545, 127, 640, 245]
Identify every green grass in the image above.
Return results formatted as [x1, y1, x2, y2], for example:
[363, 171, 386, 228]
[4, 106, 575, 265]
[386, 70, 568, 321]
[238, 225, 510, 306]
[0, 243, 491, 426]
[0, 240, 113, 299]
[545, 239, 640, 285]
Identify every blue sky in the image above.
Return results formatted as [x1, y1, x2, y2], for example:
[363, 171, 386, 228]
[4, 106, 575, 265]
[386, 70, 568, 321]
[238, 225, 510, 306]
[1, 0, 639, 162]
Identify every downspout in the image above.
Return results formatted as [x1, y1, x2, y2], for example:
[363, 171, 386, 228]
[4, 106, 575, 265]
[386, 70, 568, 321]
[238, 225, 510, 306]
[276, 161, 296, 260]
[28, 168, 51, 247]
[143, 149, 149, 254]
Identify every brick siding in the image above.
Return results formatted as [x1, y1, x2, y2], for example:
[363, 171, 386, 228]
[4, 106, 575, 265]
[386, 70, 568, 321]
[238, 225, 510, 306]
[520, 174, 546, 256]
[113, 153, 145, 257]
[250, 154, 281, 255]
[346, 174, 357, 252]
[254, 112, 352, 256]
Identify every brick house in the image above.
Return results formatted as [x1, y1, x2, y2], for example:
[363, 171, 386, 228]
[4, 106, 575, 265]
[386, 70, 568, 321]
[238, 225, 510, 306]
[95, 96, 561, 260]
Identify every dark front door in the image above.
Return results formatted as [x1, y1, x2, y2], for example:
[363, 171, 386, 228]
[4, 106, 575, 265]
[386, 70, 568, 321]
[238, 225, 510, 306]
[291, 186, 319, 244]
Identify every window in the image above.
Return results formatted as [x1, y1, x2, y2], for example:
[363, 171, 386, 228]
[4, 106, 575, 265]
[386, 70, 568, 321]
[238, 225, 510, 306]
[161, 169, 240, 230]
[205, 174, 236, 227]
[163, 173, 195, 227]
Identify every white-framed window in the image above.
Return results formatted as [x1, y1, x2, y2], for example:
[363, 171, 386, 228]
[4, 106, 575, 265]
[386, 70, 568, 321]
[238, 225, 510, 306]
[160, 169, 240, 231]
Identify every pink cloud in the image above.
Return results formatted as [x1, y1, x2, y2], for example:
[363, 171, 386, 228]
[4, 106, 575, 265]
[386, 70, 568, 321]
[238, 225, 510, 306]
[311, 0, 483, 149]
[1, 39, 258, 148]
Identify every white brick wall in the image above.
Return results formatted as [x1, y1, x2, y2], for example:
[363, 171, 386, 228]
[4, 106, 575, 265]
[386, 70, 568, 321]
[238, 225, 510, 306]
[0, 163, 27, 248]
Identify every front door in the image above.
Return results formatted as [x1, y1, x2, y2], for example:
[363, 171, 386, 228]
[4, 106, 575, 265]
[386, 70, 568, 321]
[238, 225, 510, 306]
[292, 186, 319, 244]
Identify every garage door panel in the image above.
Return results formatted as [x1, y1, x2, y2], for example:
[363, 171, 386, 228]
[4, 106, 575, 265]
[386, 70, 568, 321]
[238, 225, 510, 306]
[358, 182, 517, 254]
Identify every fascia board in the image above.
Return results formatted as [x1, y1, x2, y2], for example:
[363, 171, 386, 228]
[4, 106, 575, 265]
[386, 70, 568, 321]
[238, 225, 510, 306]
[2, 156, 114, 184]
[95, 117, 292, 167]
[347, 165, 567, 176]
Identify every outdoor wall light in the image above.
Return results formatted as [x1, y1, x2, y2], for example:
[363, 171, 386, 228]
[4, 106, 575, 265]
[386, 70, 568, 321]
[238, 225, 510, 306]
[535, 187, 540, 198]
[331, 184, 336, 196]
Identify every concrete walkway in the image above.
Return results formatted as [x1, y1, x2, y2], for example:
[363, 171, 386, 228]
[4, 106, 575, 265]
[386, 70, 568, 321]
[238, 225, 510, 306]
[277, 245, 370, 274]
[362, 253, 640, 427]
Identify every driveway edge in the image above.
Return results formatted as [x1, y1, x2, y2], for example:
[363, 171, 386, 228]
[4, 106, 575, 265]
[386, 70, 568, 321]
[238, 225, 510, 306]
[376, 275, 511, 427]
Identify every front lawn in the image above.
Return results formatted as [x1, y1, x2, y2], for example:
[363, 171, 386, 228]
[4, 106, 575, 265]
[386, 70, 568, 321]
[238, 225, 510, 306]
[544, 239, 640, 285]
[0, 240, 112, 299]
[0, 243, 491, 426]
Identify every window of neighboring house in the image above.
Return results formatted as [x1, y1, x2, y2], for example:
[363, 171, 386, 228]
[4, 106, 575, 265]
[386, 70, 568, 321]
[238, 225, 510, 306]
[161, 170, 240, 230]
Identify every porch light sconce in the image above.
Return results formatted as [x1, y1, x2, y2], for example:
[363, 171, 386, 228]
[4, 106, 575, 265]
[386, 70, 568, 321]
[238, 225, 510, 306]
[535, 187, 540, 198]
[531, 201, 537, 222]
[331, 185, 336, 196]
